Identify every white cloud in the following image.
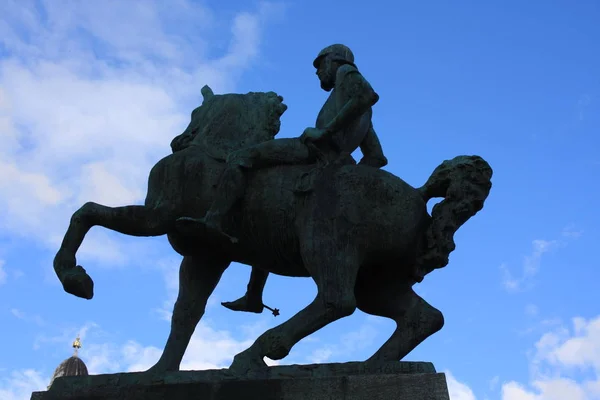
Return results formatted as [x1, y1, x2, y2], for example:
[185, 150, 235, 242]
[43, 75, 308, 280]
[543, 317, 600, 372]
[47, 319, 274, 375]
[502, 381, 539, 400]
[501, 239, 558, 292]
[502, 315, 600, 400]
[0, 369, 48, 400]
[307, 347, 334, 364]
[445, 371, 477, 400]
[304, 322, 378, 364]
[0, 2, 286, 398]
[0, 0, 282, 263]
[502, 379, 589, 400]
[0, 316, 276, 399]
[5, 258, 279, 398]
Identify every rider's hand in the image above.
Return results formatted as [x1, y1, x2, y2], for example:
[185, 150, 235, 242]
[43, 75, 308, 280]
[300, 127, 325, 144]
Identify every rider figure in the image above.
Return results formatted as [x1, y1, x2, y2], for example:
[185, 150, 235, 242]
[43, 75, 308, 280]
[178, 44, 389, 313]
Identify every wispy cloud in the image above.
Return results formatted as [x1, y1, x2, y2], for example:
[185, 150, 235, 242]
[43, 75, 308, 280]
[33, 321, 99, 351]
[303, 322, 379, 364]
[500, 226, 583, 293]
[501, 239, 558, 292]
[10, 308, 45, 326]
[501, 315, 600, 400]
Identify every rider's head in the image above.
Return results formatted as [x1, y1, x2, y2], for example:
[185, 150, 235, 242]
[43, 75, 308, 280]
[313, 44, 356, 92]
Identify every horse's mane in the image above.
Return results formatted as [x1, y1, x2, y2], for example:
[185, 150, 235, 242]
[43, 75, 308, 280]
[180, 85, 287, 160]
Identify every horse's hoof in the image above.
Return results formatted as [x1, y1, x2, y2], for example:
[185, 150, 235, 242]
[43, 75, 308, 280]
[62, 266, 94, 299]
[145, 363, 171, 377]
[229, 351, 268, 378]
[141, 364, 177, 385]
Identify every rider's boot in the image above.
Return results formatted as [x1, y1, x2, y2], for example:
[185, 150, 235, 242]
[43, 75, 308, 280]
[222, 268, 269, 313]
[359, 126, 388, 169]
[221, 267, 279, 317]
[359, 155, 388, 168]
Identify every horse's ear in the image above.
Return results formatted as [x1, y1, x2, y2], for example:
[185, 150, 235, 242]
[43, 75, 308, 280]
[201, 85, 214, 103]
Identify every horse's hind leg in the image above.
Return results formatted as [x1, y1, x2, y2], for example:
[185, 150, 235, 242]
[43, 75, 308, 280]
[230, 223, 360, 374]
[54, 202, 174, 299]
[148, 253, 230, 373]
[356, 275, 445, 364]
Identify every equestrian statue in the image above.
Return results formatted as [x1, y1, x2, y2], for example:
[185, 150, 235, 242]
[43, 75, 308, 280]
[53, 44, 493, 376]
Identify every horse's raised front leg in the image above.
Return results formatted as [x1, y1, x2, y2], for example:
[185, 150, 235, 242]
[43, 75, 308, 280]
[229, 223, 360, 375]
[148, 253, 230, 373]
[54, 202, 175, 299]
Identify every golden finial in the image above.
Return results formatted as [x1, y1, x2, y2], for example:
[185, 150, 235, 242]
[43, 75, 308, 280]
[72, 335, 82, 357]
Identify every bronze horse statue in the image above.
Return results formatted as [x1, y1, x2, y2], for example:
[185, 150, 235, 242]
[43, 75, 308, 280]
[53, 86, 492, 375]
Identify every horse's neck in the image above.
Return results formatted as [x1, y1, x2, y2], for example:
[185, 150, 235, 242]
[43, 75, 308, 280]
[187, 139, 230, 162]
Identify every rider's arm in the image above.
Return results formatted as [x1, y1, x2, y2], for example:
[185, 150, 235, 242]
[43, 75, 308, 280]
[322, 66, 379, 139]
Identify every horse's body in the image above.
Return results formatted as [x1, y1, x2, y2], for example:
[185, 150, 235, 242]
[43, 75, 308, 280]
[53, 87, 492, 376]
[150, 145, 428, 279]
[149, 145, 308, 276]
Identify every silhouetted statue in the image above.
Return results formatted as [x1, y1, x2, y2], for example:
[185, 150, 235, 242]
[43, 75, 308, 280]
[52, 44, 493, 377]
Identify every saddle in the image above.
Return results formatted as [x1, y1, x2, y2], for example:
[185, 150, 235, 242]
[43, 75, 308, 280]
[293, 149, 356, 194]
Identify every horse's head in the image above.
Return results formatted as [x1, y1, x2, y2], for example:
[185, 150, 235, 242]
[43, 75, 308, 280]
[182, 85, 288, 159]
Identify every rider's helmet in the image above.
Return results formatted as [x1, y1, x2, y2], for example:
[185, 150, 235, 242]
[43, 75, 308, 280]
[313, 44, 356, 69]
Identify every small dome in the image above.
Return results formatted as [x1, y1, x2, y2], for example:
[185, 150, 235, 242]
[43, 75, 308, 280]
[47, 335, 89, 388]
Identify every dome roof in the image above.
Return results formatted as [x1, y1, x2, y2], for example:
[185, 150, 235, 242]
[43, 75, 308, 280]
[48, 356, 88, 386]
[47, 335, 89, 388]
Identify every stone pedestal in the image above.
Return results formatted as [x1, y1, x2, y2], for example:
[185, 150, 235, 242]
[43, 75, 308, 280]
[32, 361, 450, 400]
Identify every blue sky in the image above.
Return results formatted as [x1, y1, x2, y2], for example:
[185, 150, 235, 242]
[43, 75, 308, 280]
[0, 1, 598, 399]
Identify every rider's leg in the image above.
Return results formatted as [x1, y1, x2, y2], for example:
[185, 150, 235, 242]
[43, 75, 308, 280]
[358, 124, 388, 168]
[222, 267, 269, 313]
[177, 138, 313, 242]
[216, 138, 313, 308]
[197, 163, 246, 242]
[250, 137, 315, 167]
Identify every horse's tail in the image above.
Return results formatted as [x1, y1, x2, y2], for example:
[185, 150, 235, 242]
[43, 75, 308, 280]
[412, 155, 493, 282]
